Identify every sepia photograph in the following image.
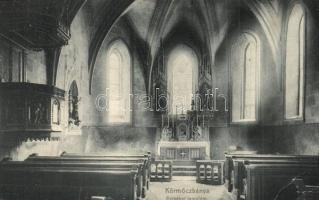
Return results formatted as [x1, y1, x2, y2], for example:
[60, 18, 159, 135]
[0, 0, 319, 199]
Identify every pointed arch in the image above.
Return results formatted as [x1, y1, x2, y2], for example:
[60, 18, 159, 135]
[167, 44, 199, 114]
[231, 32, 260, 122]
[106, 39, 132, 124]
[284, 3, 305, 120]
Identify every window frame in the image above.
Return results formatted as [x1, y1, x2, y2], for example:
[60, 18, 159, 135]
[283, 2, 306, 122]
[230, 31, 260, 124]
[105, 39, 133, 126]
[167, 43, 199, 115]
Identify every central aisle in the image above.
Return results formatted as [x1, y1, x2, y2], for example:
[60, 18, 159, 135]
[147, 177, 232, 200]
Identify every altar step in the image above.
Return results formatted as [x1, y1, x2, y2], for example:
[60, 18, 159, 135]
[172, 165, 197, 176]
[173, 171, 197, 176]
[172, 160, 197, 176]
[172, 160, 196, 166]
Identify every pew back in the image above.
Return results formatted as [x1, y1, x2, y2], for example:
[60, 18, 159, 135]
[59, 153, 152, 189]
[25, 155, 149, 199]
[245, 163, 319, 200]
[0, 166, 138, 200]
[0, 153, 152, 200]
[225, 154, 319, 193]
[234, 158, 319, 195]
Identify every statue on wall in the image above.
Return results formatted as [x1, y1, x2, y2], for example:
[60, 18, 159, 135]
[29, 98, 48, 125]
[52, 99, 60, 124]
[161, 126, 173, 141]
[180, 125, 187, 136]
[34, 102, 43, 124]
[177, 123, 188, 141]
[68, 81, 81, 127]
[199, 83, 212, 111]
[69, 95, 80, 126]
[192, 126, 202, 141]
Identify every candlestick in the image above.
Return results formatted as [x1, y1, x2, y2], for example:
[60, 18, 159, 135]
[182, 104, 184, 114]
[162, 39, 165, 73]
[197, 113, 199, 126]
[172, 114, 174, 129]
[162, 114, 164, 128]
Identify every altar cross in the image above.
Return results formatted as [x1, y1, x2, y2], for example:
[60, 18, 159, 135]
[180, 151, 187, 159]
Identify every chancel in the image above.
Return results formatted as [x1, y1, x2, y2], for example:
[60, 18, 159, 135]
[157, 111, 211, 161]
[0, 0, 319, 200]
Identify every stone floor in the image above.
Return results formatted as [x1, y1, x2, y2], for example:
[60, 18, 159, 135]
[147, 177, 232, 200]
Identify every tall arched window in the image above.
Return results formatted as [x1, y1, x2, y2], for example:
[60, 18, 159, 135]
[285, 4, 305, 119]
[167, 44, 198, 114]
[231, 32, 259, 122]
[106, 40, 131, 124]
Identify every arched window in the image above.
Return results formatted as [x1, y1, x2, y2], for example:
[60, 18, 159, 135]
[106, 40, 131, 124]
[231, 32, 259, 122]
[285, 4, 305, 119]
[167, 44, 198, 114]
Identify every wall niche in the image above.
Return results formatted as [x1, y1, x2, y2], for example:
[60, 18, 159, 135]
[68, 81, 81, 134]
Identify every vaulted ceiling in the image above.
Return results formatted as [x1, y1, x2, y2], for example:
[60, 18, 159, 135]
[127, 0, 157, 40]
[3, 0, 319, 90]
[125, 0, 232, 59]
[85, 0, 282, 94]
[111, 0, 234, 94]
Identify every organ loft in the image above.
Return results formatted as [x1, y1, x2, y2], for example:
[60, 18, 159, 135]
[0, 0, 319, 200]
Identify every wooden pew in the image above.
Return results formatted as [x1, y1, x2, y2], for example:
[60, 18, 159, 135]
[0, 162, 138, 200]
[25, 155, 149, 199]
[224, 153, 319, 193]
[224, 151, 256, 192]
[60, 152, 151, 190]
[237, 159, 319, 200]
[231, 155, 319, 197]
[1, 160, 145, 199]
[196, 160, 224, 185]
[13, 152, 152, 188]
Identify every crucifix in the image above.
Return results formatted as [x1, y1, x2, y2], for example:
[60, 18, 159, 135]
[180, 151, 187, 159]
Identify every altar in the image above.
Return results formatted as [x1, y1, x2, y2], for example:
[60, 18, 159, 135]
[157, 141, 210, 160]
[156, 111, 211, 160]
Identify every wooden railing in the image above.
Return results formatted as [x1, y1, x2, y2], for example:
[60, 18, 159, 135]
[196, 160, 224, 185]
[150, 160, 172, 182]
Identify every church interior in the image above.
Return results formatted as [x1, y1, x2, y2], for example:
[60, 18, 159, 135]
[0, 0, 319, 199]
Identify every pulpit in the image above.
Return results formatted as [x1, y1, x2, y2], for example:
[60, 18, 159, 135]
[0, 83, 65, 141]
